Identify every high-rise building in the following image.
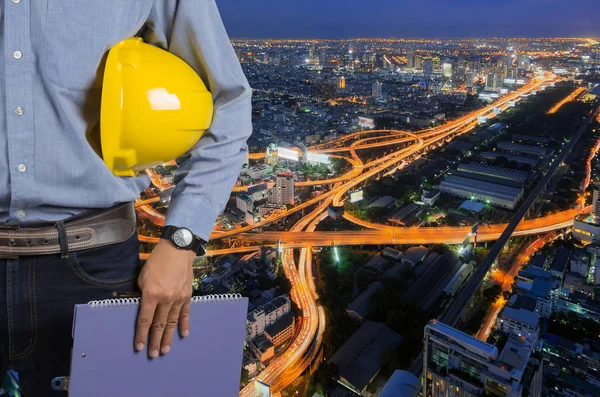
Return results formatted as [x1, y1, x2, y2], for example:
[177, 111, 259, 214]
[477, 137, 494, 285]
[319, 47, 327, 64]
[423, 58, 434, 76]
[423, 320, 543, 397]
[269, 173, 295, 206]
[406, 52, 415, 69]
[486, 72, 499, 91]
[338, 76, 346, 89]
[344, 49, 354, 71]
[432, 56, 441, 72]
[372, 80, 383, 100]
[594, 185, 600, 219]
[414, 55, 423, 70]
[466, 72, 474, 89]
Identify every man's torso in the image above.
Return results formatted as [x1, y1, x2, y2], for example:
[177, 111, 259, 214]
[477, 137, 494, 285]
[0, 0, 157, 224]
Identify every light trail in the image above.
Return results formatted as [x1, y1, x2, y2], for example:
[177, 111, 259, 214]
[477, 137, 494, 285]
[546, 86, 586, 115]
[135, 72, 558, 396]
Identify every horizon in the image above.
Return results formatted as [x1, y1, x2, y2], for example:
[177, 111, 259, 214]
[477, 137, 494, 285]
[217, 0, 600, 39]
[229, 35, 599, 40]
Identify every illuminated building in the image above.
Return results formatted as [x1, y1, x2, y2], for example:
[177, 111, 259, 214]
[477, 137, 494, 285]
[264, 313, 295, 347]
[573, 186, 600, 244]
[424, 320, 543, 397]
[486, 72, 499, 91]
[432, 56, 441, 72]
[466, 72, 474, 89]
[442, 62, 453, 78]
[406, 52, 415, 69]
[372, 80, 383, 99]
[269, 173, 295, 206]
[414, 55, 423, 70]
[246, 295, 292, 340]
[594, 186, 600, 219]
[338, 76, 346, 89]
[496, 307, 540, 345]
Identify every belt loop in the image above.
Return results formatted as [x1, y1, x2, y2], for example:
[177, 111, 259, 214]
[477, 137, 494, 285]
[55, 220, 70, 260]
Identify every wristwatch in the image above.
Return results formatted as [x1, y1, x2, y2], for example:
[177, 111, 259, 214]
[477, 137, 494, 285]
[160, 225, 208, 257]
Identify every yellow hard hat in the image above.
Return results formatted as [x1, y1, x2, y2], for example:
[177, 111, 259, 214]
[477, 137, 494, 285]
[100, 37, 214, 177]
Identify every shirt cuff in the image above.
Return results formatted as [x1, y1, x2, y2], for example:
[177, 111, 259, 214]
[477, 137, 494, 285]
[163, 193, 223, 242]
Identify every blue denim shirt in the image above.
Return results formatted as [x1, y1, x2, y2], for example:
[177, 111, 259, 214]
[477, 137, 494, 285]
[0, 0, 252, 241]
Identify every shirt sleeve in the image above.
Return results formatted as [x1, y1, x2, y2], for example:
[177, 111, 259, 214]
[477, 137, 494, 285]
[144, 0, 252, 242]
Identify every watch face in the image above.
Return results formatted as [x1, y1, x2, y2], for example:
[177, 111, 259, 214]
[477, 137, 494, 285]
[173, 228, 194, 248]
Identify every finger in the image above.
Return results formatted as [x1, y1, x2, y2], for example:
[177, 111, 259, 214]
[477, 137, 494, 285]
[179, 299, 191, 338]
[148, 302, 173, 359]
[135, 297, 158, 353]
[160, 301, 184, 355]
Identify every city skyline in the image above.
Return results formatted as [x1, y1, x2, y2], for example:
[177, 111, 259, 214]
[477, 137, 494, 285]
[218, 0, 600, 39]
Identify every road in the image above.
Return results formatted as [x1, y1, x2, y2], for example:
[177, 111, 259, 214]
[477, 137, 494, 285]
[476, 233, 558, 341]
[442, 103, 599, 329]
[133, 73, 562, 394]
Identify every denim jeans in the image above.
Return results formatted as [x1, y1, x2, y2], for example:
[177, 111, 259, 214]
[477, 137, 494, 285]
[0, 230, 143, 396]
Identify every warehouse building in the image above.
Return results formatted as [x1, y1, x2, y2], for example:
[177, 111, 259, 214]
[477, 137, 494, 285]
[479, 152, 539, 167]
[439, 175, 523, 209]
[455, 163, 529, 188]
[497, 142, 551, 157]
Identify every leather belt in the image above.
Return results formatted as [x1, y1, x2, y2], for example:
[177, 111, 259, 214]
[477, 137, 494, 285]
[0, 201, 137, 258]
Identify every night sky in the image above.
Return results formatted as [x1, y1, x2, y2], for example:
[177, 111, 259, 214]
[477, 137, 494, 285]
[216, 0, 600, 39]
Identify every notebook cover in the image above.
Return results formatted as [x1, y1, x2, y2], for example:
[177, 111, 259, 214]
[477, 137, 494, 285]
[68, 296, 248, 397]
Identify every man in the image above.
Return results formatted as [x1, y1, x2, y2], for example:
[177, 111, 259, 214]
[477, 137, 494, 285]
[0, 0, 252, 395]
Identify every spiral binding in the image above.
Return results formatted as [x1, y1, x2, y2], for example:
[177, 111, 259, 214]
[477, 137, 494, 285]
[88, 293, 243, 308]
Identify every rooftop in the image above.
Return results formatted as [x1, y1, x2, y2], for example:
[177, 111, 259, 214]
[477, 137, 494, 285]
[426, 320, 499, 360]
[378, 370, 420, 397]
[529, 278, 552, 299]
[550, 246, 571, 274]
[368, 196, 397, 209]
[518, 266, 552, 281]
[346, 282, 385, 321]
[500, 307, 539, 328]
[497, 335, 533, 381]
[440, 175, 523, 201]
[459, 200, 485, 213]
[329, 321, 403, 392]
[264, 313, 294, 337]
[402, 246, 429, 264]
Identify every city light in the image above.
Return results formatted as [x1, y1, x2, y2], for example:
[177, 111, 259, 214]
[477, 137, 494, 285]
[277, 147, 300, 161]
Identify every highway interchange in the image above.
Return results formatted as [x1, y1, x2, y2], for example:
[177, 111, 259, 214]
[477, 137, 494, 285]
[134, 72, 589, 395]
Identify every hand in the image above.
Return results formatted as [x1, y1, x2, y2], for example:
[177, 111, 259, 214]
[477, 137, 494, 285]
[135, 238, 195, 358]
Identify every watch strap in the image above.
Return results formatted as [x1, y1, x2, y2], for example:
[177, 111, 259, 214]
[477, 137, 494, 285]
[161, 226, 207, 256]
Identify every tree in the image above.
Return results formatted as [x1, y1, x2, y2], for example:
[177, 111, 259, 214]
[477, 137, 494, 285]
[483, 285, 502, 303]
[241, 368, 249, 384]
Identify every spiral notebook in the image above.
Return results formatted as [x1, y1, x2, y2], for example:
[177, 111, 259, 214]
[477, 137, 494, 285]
[68, 294, 249, 397]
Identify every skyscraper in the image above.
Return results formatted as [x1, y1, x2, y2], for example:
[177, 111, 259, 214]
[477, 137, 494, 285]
[372, 80, 383, 99]
[486, 72, 499, 91]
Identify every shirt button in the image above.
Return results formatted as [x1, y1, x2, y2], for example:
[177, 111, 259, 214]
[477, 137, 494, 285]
[18, 164, 27, 173]
[11, 0, 20, 3]
[13, 51, 22, 60]
[17, 210, 26, 219]
[14, 107, 24, 116]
